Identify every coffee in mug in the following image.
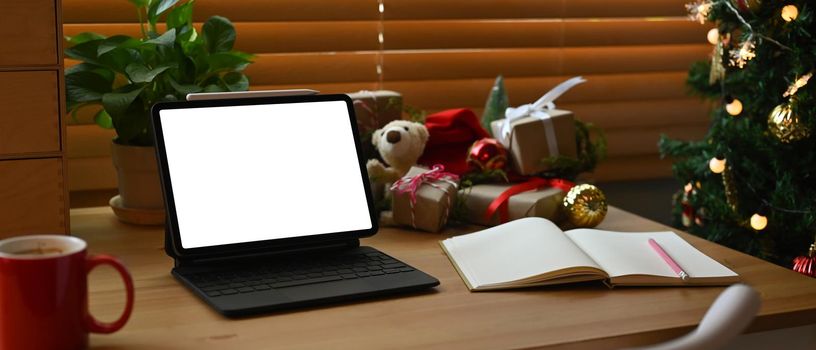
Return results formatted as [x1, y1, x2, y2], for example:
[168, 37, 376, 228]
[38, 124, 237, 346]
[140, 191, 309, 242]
[0, 235, 134, 350]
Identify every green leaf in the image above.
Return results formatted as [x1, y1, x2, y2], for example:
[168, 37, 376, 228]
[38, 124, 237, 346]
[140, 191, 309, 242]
[66, 63, 115, 84]
[148, 0, 179, 20]
[102, 86, 146, 117]
[203, 84, 223, 92]
[167, 76, 203, 94]
[166, 0, 194, 30]
[65, 39, 104, 65]
[97, 35, 142, 56]
[65, 71, 113, 103]
[98, 48, 142, 73]
[111, 101, 152, 146]
[125, 63, 173, 83]
[65, 32, 106, 46]
[206, 52, 250, 72]
[144, 28, 176, 46]
[202, 16, 236, 53]
[222, 72, 248, 91]
[94, 109, 114, 129]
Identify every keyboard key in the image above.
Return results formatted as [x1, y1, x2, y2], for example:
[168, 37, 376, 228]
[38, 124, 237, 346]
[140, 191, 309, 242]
[382, 263, 405, 269]
[323, 271, 338, 276]
[278, 277, 293, 282]
[341, 274, 357, 279]
[253, 284, 271, 291]
[229, 282, 246, 288]
[307, 272, 322, 278]
[202, 285, 226, 292]
[338, 269, 353, 274]
[367, 266, 383, 271]
[245, 280, 261, 286]
[383, 269, 400, 274]
[221, 289, 238, 295]
[238, 287, 255, 293]
[272, 276, 342, 289]
[356, 272, 371, 277]
[399, 267, 415, 272]
[353, 267, 368, 272]
[381, 259, 398, 264]
[370, 271, 385, 276]
[206, 291, 222, 297]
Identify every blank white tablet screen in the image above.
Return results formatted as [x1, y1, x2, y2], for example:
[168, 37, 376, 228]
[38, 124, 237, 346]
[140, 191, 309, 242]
[158, 100, 372, 249]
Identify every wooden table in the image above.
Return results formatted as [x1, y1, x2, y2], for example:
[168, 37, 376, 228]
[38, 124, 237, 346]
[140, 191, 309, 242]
[74, 206, 816, 349]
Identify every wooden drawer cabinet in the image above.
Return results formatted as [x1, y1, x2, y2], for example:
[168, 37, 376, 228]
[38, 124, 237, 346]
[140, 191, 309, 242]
[0, 71, 61, 155]
[0, 158, 66, 238]
[0, 0, 58, 67]
[0, 0, 68, 237]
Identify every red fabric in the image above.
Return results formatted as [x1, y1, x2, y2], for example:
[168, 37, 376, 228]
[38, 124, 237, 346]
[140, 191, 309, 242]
[418, 108, 491, 175]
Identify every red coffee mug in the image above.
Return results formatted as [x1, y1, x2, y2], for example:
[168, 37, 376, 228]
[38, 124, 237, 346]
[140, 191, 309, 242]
[0, 235, 134, 350]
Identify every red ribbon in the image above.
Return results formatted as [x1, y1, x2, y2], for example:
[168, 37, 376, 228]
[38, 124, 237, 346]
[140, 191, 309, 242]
[391, 165, 460, 228]
[484, 178, 575, 224]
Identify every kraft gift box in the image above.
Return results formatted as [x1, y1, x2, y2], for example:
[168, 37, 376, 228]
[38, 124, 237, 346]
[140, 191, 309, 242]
[490, 109, 577, 176]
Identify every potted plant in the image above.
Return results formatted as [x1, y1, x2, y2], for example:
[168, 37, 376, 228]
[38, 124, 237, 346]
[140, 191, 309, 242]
[65, 0, 253, 224]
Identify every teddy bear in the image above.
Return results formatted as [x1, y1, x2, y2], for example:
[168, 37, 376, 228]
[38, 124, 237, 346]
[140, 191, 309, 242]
[366, 120, 429, 184]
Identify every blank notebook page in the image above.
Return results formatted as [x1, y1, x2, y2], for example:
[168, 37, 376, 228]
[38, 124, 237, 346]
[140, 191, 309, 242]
[445, 218, 600, 287]
[565, 229, 738, 279]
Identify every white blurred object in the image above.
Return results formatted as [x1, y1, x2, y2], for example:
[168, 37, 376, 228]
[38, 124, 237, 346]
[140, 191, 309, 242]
[629, 284, 761, 350]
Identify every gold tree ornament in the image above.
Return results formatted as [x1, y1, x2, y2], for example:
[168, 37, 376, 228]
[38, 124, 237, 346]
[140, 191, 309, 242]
[768, 103, 812, 143]
[721, 165, 738, 211]
[563, 184, 608, 228]
[709, 42, 726, 85]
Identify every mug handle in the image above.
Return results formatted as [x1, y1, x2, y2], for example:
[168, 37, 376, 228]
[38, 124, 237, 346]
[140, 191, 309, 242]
[85, 254, 135, 334]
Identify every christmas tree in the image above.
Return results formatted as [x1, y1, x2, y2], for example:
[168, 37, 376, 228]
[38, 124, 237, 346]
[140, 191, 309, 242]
[659, 1, 815, 271]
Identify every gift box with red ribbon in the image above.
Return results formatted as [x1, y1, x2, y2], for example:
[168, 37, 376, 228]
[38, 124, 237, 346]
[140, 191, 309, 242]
[391, 165, 459, 232]
[463, 178, 573, 226]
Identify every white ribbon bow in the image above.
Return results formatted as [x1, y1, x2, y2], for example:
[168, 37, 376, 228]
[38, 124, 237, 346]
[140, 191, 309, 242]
[499, 76, 587, 155]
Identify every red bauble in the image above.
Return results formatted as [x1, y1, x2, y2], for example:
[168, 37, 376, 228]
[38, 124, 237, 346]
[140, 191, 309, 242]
[466, 138, 508, 172]
[792, 244, 816, 278]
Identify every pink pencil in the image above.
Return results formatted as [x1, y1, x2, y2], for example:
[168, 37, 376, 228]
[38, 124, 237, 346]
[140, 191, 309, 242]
[648, 238, 690, 281]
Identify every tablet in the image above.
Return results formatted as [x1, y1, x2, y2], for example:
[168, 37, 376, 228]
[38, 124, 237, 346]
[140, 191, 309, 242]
[151, 94, 377, 258]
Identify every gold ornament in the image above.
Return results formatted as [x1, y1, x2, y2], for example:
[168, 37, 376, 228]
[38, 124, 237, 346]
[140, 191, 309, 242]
[709, 42, 726, 85]
[563, 184, 608, 228]
[721, 165, 738, 211]
[768, 103, 811, 143]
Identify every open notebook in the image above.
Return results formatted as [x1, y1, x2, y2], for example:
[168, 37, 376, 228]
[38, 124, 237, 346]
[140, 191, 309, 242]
[440, 217, 739, 291]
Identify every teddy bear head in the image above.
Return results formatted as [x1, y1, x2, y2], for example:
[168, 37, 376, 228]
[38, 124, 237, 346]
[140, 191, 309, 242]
[372, 120, 429, 171]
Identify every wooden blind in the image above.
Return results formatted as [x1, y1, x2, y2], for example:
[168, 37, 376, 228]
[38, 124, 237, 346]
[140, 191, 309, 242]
[63, 0, 710, 191]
